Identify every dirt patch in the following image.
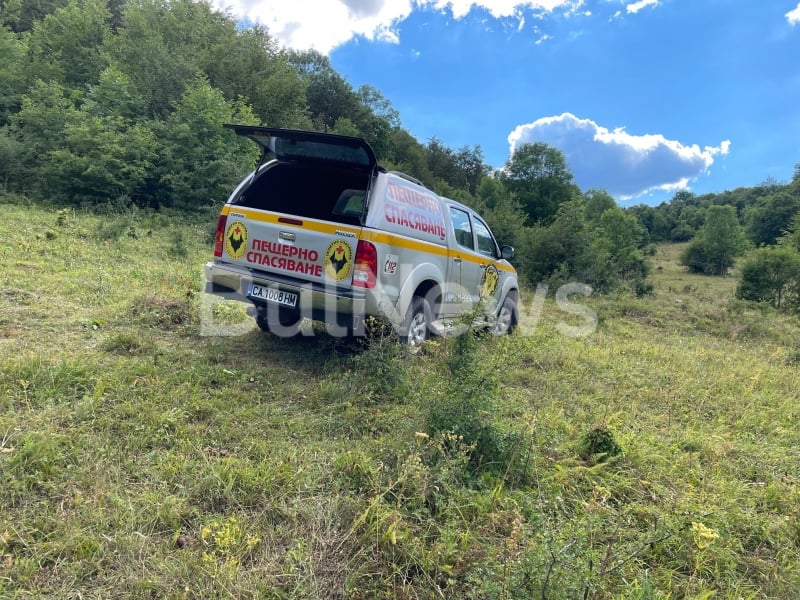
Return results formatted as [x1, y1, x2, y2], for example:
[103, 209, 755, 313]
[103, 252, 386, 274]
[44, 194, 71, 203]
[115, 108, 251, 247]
[0, 288, 36, 304]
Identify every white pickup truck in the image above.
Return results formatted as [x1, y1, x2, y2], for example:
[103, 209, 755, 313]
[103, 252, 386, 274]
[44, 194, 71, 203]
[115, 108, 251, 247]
[204, 126, 519, 345]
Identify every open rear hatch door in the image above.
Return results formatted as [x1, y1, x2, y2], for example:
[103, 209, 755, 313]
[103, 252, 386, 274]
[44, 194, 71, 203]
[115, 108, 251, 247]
[224, 125, 377, 170]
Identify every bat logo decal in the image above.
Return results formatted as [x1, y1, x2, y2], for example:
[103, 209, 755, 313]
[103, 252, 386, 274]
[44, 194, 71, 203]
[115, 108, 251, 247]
[480, 264, 499, 299]
[324, 240, 353, 281]
[224, 221, 248, 259]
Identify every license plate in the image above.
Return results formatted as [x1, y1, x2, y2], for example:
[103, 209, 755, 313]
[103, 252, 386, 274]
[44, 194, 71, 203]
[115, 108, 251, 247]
[248, 284, 298, 308]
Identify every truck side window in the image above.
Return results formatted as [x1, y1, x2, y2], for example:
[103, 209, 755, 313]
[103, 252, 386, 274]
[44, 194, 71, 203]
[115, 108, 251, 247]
[473, 216, 498, 257]
[333, 189, 365, 217]
[449, 207, 474, 250]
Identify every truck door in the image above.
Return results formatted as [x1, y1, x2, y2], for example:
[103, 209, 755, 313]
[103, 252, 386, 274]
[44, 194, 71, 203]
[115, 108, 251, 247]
[444, 206, 485, 315]
[471, 215, 507, 313]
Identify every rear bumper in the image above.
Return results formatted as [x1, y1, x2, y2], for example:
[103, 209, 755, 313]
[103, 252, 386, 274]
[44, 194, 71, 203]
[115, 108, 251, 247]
[204, 261, 368, 329]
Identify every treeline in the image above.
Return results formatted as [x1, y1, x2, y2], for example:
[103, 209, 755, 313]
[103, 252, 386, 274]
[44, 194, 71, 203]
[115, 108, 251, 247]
[627, 173, 800, 312]
[628, 176, 800, 248]
[4, 0, 797, 302]
[0, 0, 490, 210]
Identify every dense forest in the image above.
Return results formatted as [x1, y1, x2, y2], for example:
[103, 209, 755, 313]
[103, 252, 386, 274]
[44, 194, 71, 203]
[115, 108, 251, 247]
[2, 0, 800, 308]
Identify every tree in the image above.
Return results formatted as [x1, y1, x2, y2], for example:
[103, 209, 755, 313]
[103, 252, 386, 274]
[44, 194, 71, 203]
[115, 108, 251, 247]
[156, 76, 260, 209]
[781, 213, 800, 251]
[104, 0, 206, 118]
[11, 79, 76, 194]
[25, 0, 109, 90]
[425, 137, 455, 185]
[1, 0, 69, 32]
[286, 51, 399, 159]
[498, 142, 578, 224]
[0, 24, 26, 124]
[42, 114, 158, 204]
[203, 26, 308, 128]
[0, 126, 24, 189]
[583, 188, 616, 222]
[670, 204, 705, 241]
[471, 176, 527, 251]
[84, 66, 148, 122]
[520, 198, 591, 288]
[744, 190, 800, 246]
[384, 128, 432, 184]
[451, 145, 487, 196]
[356, 84, 400, 129]
[331, 116, 360, 137]
[597, 208, 647, 272]
[737, 246, 800, 310]
[680, 205, 748, 275]
[350, 104, 393, 161]
[287, 49, 358, 132]
[627, 203, 664, 243]
[583, 189, 650, 293]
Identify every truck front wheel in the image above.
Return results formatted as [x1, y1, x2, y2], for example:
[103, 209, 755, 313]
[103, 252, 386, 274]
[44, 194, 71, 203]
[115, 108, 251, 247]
[492, 294, 518, 336]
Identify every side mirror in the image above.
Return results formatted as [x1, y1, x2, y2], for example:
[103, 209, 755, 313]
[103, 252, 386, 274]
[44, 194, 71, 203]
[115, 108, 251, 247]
[500, 245, 515, 260]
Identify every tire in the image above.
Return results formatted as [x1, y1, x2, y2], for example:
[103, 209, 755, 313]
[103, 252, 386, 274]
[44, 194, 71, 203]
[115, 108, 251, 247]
[492, 294, 518, 336]
[255, 306, 303, 337]
[399, 295, 431, 346]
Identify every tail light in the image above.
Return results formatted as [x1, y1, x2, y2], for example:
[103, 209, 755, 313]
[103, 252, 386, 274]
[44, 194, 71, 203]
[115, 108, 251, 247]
[213, 214, 227, 257]
[353, 240, 377, 288]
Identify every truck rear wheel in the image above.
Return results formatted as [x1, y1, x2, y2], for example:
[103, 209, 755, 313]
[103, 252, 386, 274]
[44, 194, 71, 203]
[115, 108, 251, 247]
[255, 306, 303, 337]
[400, 295, 431, 346]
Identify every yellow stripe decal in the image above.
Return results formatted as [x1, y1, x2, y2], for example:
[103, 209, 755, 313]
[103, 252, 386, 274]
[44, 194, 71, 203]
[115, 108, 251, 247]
[222, 206, 361, 236]
[221, 205, 516, 274]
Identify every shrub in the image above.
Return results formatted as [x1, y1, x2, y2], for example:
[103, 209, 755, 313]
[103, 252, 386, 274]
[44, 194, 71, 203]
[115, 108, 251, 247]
[349, 331, 409, 404]
[680, 206, 748, 275]
[578, 426, 623, 464]
[426, 322, 510, 473]
[736, 245, 800, 311]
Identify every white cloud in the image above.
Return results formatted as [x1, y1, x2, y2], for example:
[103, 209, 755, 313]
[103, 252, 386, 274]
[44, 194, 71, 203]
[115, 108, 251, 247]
[211, 0, 584, 53]
[625, 0, 659, 15]
[787, 3, 800, 25]
[212, 0, 414, 54]
[507, 113, 731, 199]
[440, 0, 582, 19]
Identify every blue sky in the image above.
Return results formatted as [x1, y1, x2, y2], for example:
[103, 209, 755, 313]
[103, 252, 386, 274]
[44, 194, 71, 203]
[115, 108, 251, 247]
[215, 1, 800, 205]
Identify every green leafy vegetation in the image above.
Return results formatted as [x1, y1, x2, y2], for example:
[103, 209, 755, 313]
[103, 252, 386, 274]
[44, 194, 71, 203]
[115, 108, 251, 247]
[679, 205, 749, 276]
[2, 202, 800, 598]
[1, 0, 664, 293]
[2, 1, 800, 591]
[737, 245, 800, 310]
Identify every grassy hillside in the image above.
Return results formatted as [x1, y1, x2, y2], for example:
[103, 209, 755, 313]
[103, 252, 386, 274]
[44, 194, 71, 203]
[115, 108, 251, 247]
[1, 200, 799, 599]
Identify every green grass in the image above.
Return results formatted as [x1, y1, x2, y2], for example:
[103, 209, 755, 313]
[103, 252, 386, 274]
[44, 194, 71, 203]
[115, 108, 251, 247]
[1, 200, 799, 598]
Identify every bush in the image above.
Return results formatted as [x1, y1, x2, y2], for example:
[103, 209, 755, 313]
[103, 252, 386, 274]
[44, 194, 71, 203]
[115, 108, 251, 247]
[426, 322, 511, 473]
[578, 426, 623, 464]
[520, 200, 651, 295]
[737, 246, 800, 311]
[680, 206, 748, 276]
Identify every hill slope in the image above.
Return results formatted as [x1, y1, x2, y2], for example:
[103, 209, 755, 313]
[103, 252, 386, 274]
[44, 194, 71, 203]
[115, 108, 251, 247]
[1, 202, 799, 598]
